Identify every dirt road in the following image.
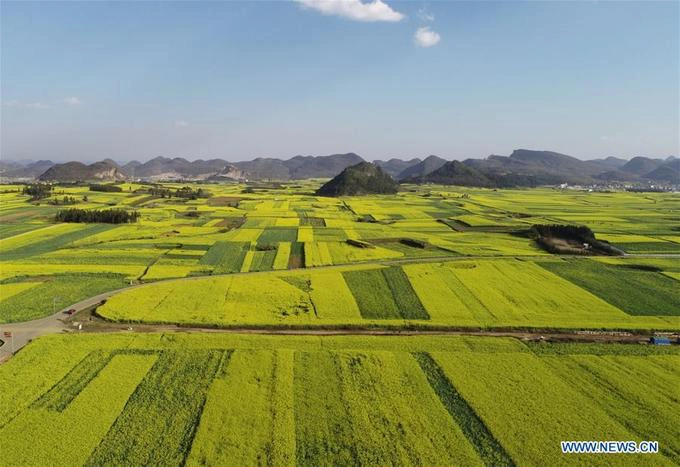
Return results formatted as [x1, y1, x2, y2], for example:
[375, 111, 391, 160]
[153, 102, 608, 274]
[0, 302, 659, 363]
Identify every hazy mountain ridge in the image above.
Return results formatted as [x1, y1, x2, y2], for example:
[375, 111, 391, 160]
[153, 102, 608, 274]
[403, 160, 493, 186]
[233, 153, 364, 180]
[463, 149, 607, 184]
[118, 153, 365, 181]
[3, 149, 677, 185]
[0, 160, 55, 179]
[588, 156, 628, 169]
[396, 155, 447, 181]
[409, 149, 678, 187]
[374, 158, 422, 177]
[124, 157, 242, 180]
[642, 158, 679, 183]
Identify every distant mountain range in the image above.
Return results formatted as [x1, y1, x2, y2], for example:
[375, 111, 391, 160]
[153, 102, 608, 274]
[1, 149, 677, 186]
[374, 158, 422, 178]
[235, 153, 364, 180]
[0, 160, 55, 179]
[415, 150, 678, 187]
[121, 157, 247, 181]
[117, 153, 364, 181]
[396, 155, 447, 180]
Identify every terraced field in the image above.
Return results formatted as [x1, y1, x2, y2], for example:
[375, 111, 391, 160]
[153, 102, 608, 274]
[1, 334, 678, 466]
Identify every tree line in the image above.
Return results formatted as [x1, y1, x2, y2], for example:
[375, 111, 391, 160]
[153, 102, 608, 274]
[148, 186, 211, 199]
[89, 184, 123, 192]
[55, 208, 140, 224]
[48, 196, 78, 206]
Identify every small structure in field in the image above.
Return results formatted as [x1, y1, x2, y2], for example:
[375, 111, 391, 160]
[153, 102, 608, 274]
[649, 336, 671, 346]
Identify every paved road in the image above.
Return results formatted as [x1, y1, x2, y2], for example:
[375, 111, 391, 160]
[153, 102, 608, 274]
[1, 252, 676, 362]
[0, 289, 131, 362]
[0, 313, 65, 361]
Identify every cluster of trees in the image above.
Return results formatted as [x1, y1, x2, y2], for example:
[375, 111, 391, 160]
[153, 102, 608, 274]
[530, 224, 623, 256]
[89, 184, 123, 192]
[22, 184, 52, 200]
[531, 224, 596, 243]
[47, 196, 78, 206]
[148, 186, 211, 199]
[400, 238, 427, 249]
[55, 208, 140, 224]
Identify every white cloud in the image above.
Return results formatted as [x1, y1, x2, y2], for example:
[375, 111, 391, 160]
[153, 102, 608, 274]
[417, 6, 434, 22]
[25, 102, 51, 109]
[296, 0, 404, 22]
[3, 98, 83, 109]
[414, 27, 441, 47]
[175, 120, 190, 128]
[26, 102, 50, 109]
[61, 96, 82, 106]
[2, 100, 50, 109]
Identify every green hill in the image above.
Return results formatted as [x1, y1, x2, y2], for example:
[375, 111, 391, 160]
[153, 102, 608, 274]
[316, 162, 399, 196]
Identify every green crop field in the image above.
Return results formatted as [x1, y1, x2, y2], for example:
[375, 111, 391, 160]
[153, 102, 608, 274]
[1, 181, 678, 465]
[94, 257, 679, 329]
[343, 266, 429, 320]
[539, 260, 680, 316]
[1, 183, 678, 327]
[0, 274, 128, 323]
[0, 334, 678, 466]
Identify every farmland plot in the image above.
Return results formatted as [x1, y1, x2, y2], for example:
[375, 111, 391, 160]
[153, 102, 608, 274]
[540, 354, 680, 462]
[429, 351, 668, 466]
[249, 248, 277, 272]
[293, 350, 481, 465]
[200, 241, 250, 273]
[325, 241, 402, 264]
[1, 224, 116, 260]
[342, 266, 429, 320]
[2, 182, 678, 330]
[0, 274, 127, 323]
[1, 334, 677, 466]
[0, 352, 157, 466]
[96, 257, 679, 330]
[405, 259, 680, 329]
[540, 260, 680, 316]
[98, 275, 316, 325]
[85, 350, 226, 465]
[258, 228, 298, 244]
[187, 350, 295, 466]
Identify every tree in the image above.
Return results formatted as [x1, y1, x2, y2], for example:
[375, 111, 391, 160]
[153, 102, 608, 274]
[55, 208, 140, 224]
[22, 184, 52, 201]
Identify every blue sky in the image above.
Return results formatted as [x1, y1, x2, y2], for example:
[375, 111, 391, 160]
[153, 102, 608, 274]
[1, 0, 678, 162]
